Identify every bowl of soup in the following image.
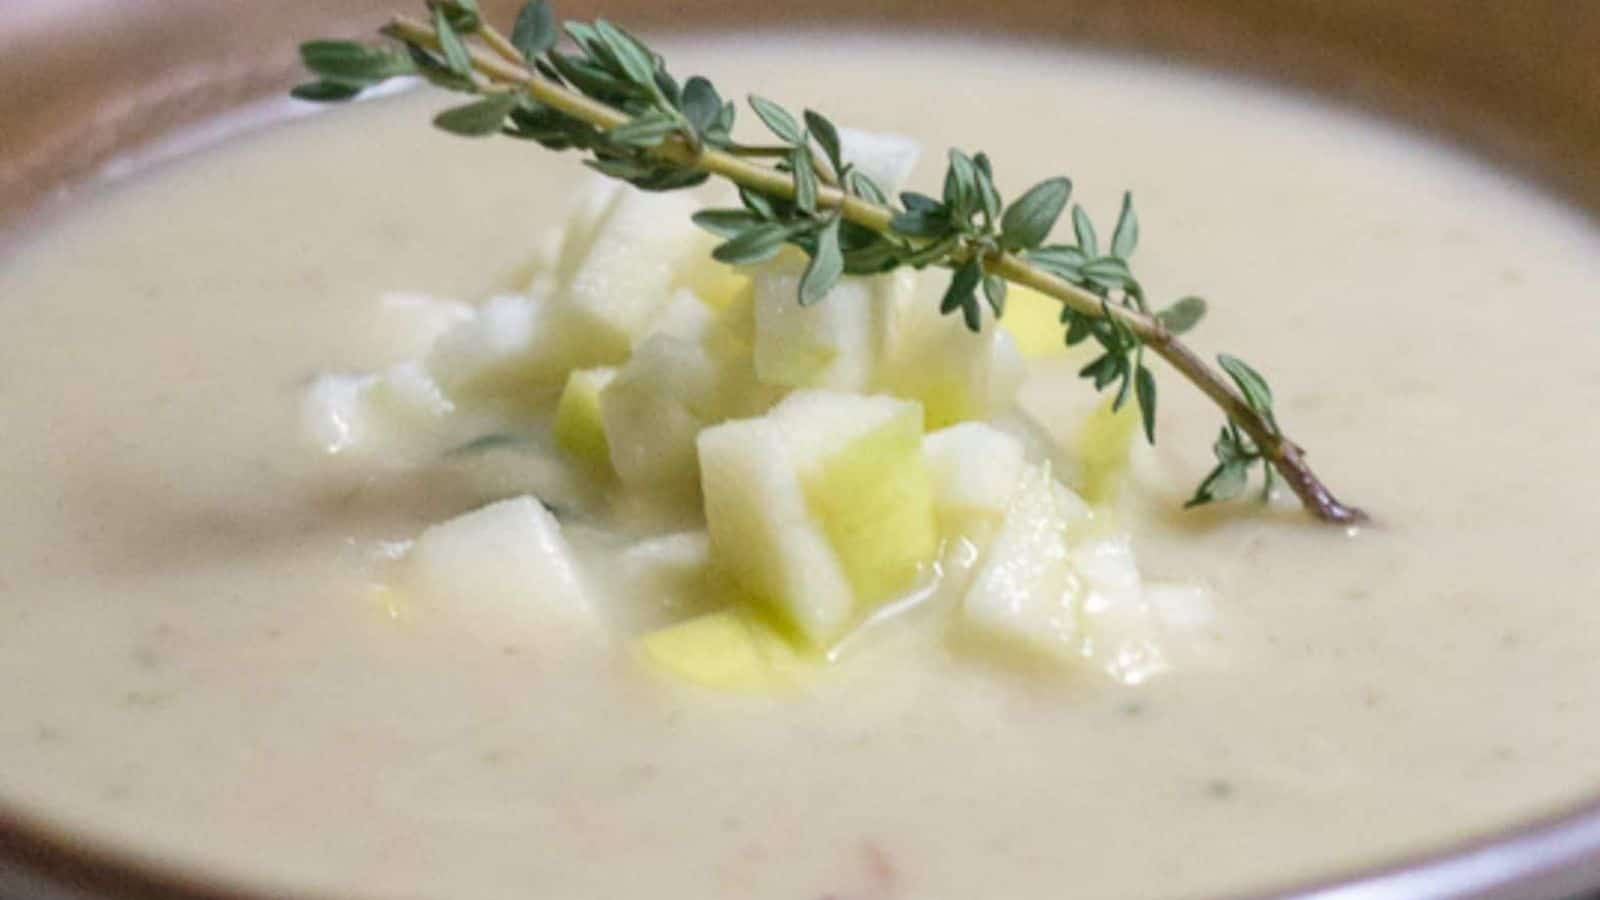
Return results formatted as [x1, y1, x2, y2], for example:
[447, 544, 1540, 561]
[3, 1, 1600, 898]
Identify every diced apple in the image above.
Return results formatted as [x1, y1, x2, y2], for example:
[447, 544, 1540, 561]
[397, 496, 593, 646]
[773, 391, 939, 611]
[697, 417, 855, 644]
[677, 231, 752, 312]
[599, 334, 723, 493]
[303, 361, 457, 462]
[998, 283, 1069, 360]
[371, 292, 473, 361]
[618, 531, 729, 628]
[643, 288, 718, 345]
[425, 288, 575, 408]
[547, 181, 626, 285]
[836, 127, 921, 196]
[956, 464, 1096, 665]
[923, 422, 1027, 533]
[751, 253, 910, 392]
[553, 366, 617, 470]
[883, 300, 1025, 429]
[698, 391, 937, 647]
[635, 607, 803, 693]
[1073, 397, 1139, 507]
[558, 187, 703, 358]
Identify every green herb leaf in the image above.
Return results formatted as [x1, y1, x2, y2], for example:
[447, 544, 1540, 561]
[748, 95, 802, 143]
[940, 259, 984, 332]
[1217, 354, 1276, 426]
[1111, 191, 1140, 259]
[681, 76, 722, 136]
[593, 20, 657, 89]
[712, 223, 793, 265]
[846, 169, 888, 205]
[1135, 364, 1157, 443]
[433, 92, 518, 135]
[804, 110, 844, 174]
[1187, 459, 1251, 507]
[299, 41, 415, 85]
[433, 4, 475, 78]
[944, 149, 980, 216]
[691, 208, 764, 238]
[1000, 177, 1071, 251]
[290, 80, 363, 102]
[982, 273, 1007, 317]
[1072, 204, 1099, 258]
[799, 218, 844, 305]
[791, 146, 818, 213]
[510, 0, 558, 61]
[607, 110, 679, 147]
[1156, 296, 1207, 335]
[436, 0, 481, 31]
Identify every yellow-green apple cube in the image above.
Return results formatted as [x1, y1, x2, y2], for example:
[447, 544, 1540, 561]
[697, 417, 855, 644]
[553, 366, 618, 469]
[885, 302, 1024, 429]
[771, 391, 938, 609]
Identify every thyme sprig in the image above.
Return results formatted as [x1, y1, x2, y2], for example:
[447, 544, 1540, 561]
[293, 0, 1367, 525]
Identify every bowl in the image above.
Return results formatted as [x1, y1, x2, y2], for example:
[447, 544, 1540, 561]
[2, 1, 1599, 897]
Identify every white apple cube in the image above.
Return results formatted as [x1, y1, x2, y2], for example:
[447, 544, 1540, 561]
[957, 464, 1097, 664]
[599, 334, 725, 493]
[642, 288, 718, 345]
[303, 361, 457, 462]
[397, 496, 594, 647]
[616, 531, 729, 629]
[558, 186, 703, 358]
[923, 422, 1028, 532]
[837, 127, 921, 196]
[425, 288, 576, 407]
[698, 391, 937, 646]
[751, 255, 911, 392]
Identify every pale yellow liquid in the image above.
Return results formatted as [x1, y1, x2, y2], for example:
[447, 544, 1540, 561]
[2, 34, 1600, 900]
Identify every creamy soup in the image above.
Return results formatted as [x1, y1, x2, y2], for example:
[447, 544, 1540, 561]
[3, 33, 1600, 900]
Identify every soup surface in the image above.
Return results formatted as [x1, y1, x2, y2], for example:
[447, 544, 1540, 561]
[3, 33, 1600, 900]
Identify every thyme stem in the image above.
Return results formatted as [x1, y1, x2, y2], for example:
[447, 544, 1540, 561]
[382, 13, 1365, 525]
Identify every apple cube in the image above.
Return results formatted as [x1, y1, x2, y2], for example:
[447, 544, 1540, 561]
[957, 464, 1098, 664]
[558, 186, 703, 359]
[883, 300, 1025, 429]
[698, 391, 937, 646]
[635, 607, 803, 694]
[552, 366, 617, 469]
[837, 127, 921, 196]
[599, 334, 725, 493]
[923, 422, 1027, 533]
[397, 496, 594, 647]
[618, 530, 730, 628]
[425, 288, 576, 407]
[302, 361, 456, 463]
[751, 254, 911, 392]
[998, 283, 1070, 360]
